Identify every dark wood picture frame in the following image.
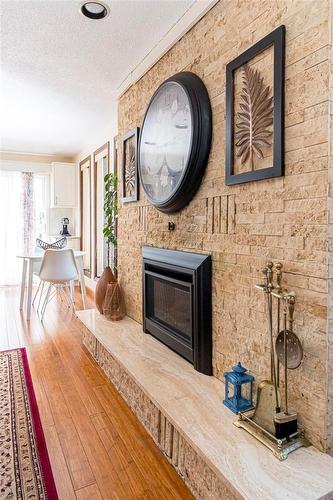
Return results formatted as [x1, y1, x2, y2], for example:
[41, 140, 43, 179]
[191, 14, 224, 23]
[79, 155, 92, 278]
[225, 25, 285, 185]
[113, 135, 118, 175]
[112, 135, 118, 277]
[93, 141, 110, 280]
[122, 127, 139, 203]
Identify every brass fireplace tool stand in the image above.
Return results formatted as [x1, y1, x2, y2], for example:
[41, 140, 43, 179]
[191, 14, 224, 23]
[235, 262, 309, 460]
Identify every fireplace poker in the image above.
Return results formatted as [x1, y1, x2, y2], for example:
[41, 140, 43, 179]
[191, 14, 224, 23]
[284, 301, 288, 414]
[275, 262, 283, 387]
[266, 262, 274, 383]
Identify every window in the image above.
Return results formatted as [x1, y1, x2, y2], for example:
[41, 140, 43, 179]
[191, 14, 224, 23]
[0, 169, 49, 285]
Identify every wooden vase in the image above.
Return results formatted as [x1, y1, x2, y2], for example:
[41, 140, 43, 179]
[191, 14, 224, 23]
[103, 282, 126, 321]
[94, 266, 115, 314]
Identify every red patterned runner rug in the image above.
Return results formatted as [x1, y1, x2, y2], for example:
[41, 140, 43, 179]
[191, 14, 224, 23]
[0, 348, 58, 499]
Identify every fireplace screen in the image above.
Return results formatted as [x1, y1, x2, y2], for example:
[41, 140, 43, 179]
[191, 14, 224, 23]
[142, 246, 212, 375]
[146, 273, 192, 344]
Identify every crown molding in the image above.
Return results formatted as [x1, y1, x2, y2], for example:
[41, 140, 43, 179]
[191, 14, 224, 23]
[116, 0, 219, 98]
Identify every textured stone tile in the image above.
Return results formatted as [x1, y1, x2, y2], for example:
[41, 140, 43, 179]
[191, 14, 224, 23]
[116, 0, 333, 454]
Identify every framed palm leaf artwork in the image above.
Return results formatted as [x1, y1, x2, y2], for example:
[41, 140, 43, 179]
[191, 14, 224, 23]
[225, 25, 285, 185]
[122, 127, 139, 203]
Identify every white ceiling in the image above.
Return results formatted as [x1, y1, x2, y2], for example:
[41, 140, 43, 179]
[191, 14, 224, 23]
[0, 0, 197, 157]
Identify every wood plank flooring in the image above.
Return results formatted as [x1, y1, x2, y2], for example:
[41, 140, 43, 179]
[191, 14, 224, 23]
[0, 286, 193, 500]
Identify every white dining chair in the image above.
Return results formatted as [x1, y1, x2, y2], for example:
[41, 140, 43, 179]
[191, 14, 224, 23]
[38, 249, 79, 321]
[32, 238, 67, 308]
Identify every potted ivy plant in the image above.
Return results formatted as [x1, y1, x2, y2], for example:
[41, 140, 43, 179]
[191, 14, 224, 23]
[94, 173, 118, 314]
[103, 172, 118, 274]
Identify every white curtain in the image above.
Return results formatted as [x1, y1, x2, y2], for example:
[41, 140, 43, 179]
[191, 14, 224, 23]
[0, 170, 24, 285]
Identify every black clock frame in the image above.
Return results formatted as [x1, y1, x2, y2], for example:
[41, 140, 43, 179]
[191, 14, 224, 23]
[138, 72, 212, 213]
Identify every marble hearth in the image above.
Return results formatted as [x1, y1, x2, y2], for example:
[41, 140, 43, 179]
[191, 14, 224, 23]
[77, 309, 333, 500]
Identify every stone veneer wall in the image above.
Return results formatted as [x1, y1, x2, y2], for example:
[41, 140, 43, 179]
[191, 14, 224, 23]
[117, 0, 332, 452]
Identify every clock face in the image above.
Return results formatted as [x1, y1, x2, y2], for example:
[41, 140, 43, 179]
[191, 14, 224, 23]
[139, 81, 193, 205]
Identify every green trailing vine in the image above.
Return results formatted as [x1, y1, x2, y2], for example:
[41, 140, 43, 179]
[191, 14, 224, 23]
[103, 173, 118, 260]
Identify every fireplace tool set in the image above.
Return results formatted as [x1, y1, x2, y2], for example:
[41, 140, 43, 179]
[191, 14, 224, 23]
[235, 262, 309, 460]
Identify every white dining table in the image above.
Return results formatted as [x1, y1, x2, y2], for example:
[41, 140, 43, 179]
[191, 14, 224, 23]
[17, 250, 87, 320]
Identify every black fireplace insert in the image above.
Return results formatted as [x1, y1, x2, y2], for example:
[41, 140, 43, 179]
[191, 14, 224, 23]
[142, 246, 212, 375]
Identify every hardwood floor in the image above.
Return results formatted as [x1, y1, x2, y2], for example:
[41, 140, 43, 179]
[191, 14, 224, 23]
[0, 286, 193, 500]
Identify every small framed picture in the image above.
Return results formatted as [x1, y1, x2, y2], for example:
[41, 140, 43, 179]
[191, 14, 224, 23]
[122, 127, 139, 203]
[225, 25, 285, 185]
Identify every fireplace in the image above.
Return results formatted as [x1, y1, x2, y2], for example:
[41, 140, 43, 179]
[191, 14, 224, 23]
[142, 246, 212, 375]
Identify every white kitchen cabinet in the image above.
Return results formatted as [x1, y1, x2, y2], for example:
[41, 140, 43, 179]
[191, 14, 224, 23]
[65, 236, 81, 251]
[50, 162, 77, 208]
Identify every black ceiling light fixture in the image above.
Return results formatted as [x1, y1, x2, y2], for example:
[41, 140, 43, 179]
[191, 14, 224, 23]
[80, 1, 109, 20]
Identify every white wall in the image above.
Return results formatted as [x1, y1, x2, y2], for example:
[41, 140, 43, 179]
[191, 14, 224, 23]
[0, 159, 51, 173]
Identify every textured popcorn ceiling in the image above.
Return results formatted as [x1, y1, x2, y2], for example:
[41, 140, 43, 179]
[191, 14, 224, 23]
[0, 0, 194, 156]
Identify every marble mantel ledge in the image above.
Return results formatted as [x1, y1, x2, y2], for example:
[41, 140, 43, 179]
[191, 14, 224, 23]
[76, 309, 333, 500]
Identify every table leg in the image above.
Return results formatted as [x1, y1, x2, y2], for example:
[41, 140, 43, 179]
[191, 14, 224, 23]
[20, 259, 27, 310]
[77, 256, 87, 309]
[26, 260, 34, 321]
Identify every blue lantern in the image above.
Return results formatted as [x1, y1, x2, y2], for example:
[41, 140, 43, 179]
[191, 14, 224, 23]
[223, 362, 254, 414]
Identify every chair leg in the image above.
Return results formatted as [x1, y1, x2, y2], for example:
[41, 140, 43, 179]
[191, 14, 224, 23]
[60, 284, 76, 314]
[67, 284, 76, 315]
[57, 286, 75, 317]
[41, 284, 52, 321]
[59, 286, 71, 308]
[37, 281, 45, 311]
[32, 280, 41, 306]
[40, 284, 50, 318]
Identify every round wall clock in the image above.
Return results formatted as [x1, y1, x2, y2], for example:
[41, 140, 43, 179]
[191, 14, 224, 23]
[138, 72, 212, 213]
